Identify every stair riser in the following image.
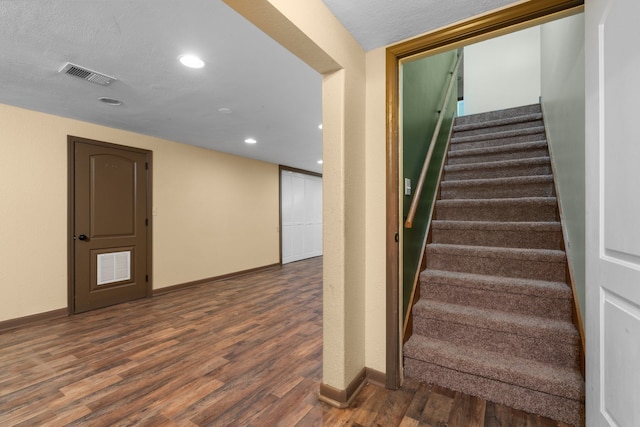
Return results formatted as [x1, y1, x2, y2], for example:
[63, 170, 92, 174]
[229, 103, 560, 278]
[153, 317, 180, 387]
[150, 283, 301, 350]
[453, 119, 544, 138]
[426, 251, 566, 282]
[431, 227, 563, 249]
[403, 358, 584, 427]
[413, 317, 578, 368]
[448, 146, 549, 165]
[455, 105, 542, 126]
[440, 181, 554, 199]
[444, 162, 551, 180]
[450, 132, 545, 151]
[420, 282, 572, 321]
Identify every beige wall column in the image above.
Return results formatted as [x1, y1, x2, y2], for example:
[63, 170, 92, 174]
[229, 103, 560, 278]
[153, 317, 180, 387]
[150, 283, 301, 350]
[321, 68, 349, 387]
[223, 0, 373, 393]
[364, 47, 388, 374]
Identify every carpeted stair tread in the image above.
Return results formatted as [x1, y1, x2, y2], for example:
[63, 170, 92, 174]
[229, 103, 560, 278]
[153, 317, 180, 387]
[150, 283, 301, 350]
[426, 243, 565, 262]
[420, 269, 570, 299]
[403, 358, 583, 426]
[404, 335, 584, 400]
[426, 243, 566, 281]
[413, 299, 578, 342]
[448, 140, 547, 159]
[453, 112, 543, 133]
[450, 126, 546, 144]
[420, 270, 572, 321]
[431, 220, 563, 249]
[447, 140, 549, 165]
[403, 352, 584, 426]
[454, 104, 542, 126]
[444, 156, 551, 180]
[432, 220, 561, 233]
[435, 197, 558, 222]
[406, 104, 583, 425]
[440, 175, 554, 199]
[449, 133, 546, 154]
[413, 307, 577, 358]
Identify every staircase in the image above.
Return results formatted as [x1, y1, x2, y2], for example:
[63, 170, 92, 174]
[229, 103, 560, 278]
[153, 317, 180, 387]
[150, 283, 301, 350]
[403, 104, 585, 426]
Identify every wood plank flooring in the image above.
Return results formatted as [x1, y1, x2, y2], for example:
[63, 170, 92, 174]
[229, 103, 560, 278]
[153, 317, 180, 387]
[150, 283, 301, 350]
[0, 257, 570, 426]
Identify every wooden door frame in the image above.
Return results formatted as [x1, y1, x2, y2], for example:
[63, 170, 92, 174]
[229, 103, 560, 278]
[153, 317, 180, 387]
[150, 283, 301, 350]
[67, 136, 153, 314]
[278, 165, 322, 265]
[385, 0, 585, 389]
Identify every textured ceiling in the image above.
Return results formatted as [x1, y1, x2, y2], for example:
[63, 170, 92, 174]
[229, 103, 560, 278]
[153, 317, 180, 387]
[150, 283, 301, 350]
[322, 0, 519, 51]
[0, 0, 323, 173]
[0, 1, 521, 174]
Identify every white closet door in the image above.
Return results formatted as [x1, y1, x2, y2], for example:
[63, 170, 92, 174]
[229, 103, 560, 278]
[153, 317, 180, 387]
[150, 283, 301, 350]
[281, 171, 322, 264]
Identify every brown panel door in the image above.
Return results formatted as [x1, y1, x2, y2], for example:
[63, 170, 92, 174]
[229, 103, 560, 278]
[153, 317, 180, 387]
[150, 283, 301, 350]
[71, 137, 151, 313]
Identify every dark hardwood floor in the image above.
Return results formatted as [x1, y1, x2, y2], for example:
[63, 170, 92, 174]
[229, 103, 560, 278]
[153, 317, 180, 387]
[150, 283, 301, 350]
[0, 257, 569, 426]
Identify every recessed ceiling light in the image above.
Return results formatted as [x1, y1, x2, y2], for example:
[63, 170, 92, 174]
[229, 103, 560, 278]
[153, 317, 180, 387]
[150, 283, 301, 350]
[178, 54, 205, 69]
[218, 107, 233, 114]
[317, 160, 323, 164]
[318, 124, 323, 130]
[245, 138, 257, 144]
[98, 97, 122, 106]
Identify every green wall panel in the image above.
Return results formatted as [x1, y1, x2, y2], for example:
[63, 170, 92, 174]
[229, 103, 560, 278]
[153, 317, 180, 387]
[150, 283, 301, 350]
[402, 50, 458, 320]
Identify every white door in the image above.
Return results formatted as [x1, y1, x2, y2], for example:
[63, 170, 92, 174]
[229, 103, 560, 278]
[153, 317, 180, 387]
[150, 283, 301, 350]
[585, 0, 640, 425]
[281, 170, 322, 264]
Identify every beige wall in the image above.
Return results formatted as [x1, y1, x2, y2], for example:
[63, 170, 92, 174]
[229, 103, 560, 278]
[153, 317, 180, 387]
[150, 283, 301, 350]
[0, 103, 280, 322]
[364, 46, 388, 373]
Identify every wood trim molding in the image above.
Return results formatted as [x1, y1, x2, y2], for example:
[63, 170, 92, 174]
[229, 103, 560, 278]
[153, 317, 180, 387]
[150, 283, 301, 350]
[67, 138, 75, 313]
[0, 308, 68, 333]
[318, 367, 386, 408]
[319, 369, 367, 409]
[388, 0, 584, 60]
[152, 263, 281, 296]
[385, 0, 584, 391]
[365, 367, 387, 388]
[279, 165, 322, 178]
[385, 46, 402, 390]
[565, 237, 586, 377]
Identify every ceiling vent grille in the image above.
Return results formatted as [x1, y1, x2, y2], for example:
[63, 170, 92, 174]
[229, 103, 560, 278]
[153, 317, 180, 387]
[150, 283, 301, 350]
[59, 62, 117, 86]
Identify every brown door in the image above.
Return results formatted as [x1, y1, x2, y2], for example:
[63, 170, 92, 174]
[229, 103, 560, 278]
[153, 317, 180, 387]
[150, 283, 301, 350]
[70, 136, 151, 313]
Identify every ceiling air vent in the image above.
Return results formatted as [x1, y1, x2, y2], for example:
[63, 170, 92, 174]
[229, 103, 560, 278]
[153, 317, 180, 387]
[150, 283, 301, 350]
[59, 62, 117, 86]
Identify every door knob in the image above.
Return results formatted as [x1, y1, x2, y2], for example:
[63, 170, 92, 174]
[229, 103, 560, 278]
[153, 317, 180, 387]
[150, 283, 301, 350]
[78, 234, 88, 241]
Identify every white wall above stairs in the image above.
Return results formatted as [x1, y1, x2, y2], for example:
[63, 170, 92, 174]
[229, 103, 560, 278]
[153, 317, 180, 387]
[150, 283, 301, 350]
[463, 26, 541, 115]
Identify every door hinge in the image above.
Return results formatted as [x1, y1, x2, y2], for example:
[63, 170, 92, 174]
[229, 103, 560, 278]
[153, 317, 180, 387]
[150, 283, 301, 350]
[146, 274, 149, 282]
[394, 232, 399, 243]
[145, 162, 149, 170]
[145, 218, 149, 226]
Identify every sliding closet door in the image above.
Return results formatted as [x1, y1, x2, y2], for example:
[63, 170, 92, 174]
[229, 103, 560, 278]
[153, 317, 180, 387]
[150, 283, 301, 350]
[281, 170, 322, 264]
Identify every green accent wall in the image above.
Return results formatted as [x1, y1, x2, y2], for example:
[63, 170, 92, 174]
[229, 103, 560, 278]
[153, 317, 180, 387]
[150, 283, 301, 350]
[402, 51, 458, 319]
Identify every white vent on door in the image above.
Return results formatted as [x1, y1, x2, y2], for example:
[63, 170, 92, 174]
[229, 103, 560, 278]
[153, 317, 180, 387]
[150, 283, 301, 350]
[59, 62, 117, 86]
[97, 251, 131, 285]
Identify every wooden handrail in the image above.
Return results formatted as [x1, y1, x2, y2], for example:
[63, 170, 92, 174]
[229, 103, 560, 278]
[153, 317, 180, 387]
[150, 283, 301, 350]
[404, 52, 463, 228]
